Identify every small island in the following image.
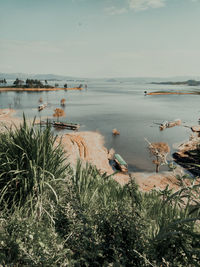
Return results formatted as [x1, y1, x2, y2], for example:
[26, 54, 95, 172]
[151, 79, 200, 86]
[0, 78, 83, 91]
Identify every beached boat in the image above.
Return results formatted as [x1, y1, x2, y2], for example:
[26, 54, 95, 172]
[53, 121, 80, 130]
[38, 103, 47, 111]
[114, 154, 128, 172]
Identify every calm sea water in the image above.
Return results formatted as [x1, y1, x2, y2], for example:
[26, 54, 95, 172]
[0, 80, 199, 172]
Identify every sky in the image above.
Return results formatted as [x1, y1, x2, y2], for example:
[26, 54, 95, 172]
[0, 0, 200, 78]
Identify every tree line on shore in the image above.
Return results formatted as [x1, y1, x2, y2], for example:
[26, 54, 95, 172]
[0, 79, 7, 84]
[0, 119, 199, 266]
[13, 78, 54, 88]
[0, 77, 83, 89]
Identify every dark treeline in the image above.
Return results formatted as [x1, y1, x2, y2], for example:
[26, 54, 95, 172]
[151, 80, 200, 86]
[12, 78, 54, 88]
[0, 78, 83, 89]
[0, 78, 7, 84]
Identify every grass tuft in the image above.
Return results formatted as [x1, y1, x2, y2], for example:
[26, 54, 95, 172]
[0, 117, 69, 215]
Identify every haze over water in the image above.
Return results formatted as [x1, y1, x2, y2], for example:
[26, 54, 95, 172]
[0, 80, 199, 172]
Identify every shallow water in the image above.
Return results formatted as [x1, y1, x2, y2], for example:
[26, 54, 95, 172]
[0, 80, 199, 172]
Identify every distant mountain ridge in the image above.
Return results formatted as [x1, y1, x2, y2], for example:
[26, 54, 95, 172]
[0, 73, 82, 81]
[1, 73, 200, 84]
[151, 80, 200, 86]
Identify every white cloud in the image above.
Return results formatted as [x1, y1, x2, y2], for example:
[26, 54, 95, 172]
[105, 6, 127, 15]
[105, 0, 166, 15]
[128, 0, 166, 11]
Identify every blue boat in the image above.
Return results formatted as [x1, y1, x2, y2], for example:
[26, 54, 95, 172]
[114, 154, 128, 172]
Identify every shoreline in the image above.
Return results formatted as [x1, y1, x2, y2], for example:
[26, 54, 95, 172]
[57, 131, 130, 186]
[58, 131, 190, 190]
[0, 87, 83, 92]
[0, 108, 195, 191]
[0, 109, 21, 131]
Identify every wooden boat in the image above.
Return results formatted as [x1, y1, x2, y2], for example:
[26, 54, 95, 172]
[114, 154, 128, 172]
[53, 121, 80, 130]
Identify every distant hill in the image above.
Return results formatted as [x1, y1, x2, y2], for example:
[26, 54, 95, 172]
[105, 76, 200, 83]
[151, 80, 200, 86]
[1, 73, 200, 84]
[0, 73, 85, 81]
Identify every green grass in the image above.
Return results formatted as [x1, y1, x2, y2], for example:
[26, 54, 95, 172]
[0, 116, 70, 216]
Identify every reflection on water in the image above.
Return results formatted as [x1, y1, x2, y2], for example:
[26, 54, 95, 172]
[0, 81, 199, 172]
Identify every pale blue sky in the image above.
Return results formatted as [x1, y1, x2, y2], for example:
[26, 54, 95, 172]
[0, 0, 200, 77]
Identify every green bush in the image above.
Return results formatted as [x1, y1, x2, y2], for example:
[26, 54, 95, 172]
[55, 162, 151, 266]
[0, 211, 72, 266]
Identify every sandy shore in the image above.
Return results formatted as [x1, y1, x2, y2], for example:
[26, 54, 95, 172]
[57, 131, 129, 185]
[133, 167, 186, 192]
[58, 131, 191, 190]
[0, 87, 83, 92]
[0, 109, 41, 131]
[0, 109, 22, 131]
[0, 108, 195, 191]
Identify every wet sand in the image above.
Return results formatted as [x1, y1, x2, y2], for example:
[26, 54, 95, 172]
[0, 87, 83, 92]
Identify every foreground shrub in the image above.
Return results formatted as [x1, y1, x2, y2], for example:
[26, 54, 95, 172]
[0, 118, 69, 216]
[142, 176, 200, 266]
[0, 211, 72, 266]
[56, 162, 151, 266]
[55, 163, 200, 266]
